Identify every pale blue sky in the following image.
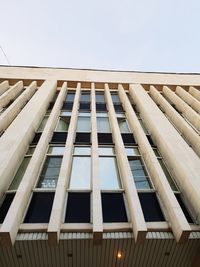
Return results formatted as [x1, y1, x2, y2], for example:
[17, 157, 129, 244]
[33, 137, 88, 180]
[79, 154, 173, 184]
[0, 0, 200, 72]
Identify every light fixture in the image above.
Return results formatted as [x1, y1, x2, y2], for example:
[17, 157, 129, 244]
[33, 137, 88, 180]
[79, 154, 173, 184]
[117, 251, 122, 259]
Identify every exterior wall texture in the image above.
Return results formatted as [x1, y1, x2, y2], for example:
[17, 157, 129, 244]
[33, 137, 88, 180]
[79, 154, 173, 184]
[0, 66, 200, 266]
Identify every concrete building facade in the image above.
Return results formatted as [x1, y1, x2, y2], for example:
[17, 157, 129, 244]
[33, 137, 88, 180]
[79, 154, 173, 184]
[0, 66, 200, 266]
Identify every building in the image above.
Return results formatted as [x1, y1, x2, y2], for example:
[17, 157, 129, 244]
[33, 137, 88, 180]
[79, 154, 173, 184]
[0, 66, 200, 266]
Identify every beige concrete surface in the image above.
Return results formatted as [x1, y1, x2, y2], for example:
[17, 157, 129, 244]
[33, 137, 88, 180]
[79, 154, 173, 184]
[0, 80, 57, 246]
[150, 86, 200, 158]
[0, 81, 9, 96]
[163, 86, 200, 132]
[47, 84, 81, 245]
[176, 86, 200, 114]
[105, 84, 147, 243]
[91, 83, 103, 243]
[1, 66, 200, 86]
[130, 84, 200, 224]
[0, 81, 23, 110]
[189, 86, 200, 101]
[0, 81, 37, 132]
[120, 85, 191, 242]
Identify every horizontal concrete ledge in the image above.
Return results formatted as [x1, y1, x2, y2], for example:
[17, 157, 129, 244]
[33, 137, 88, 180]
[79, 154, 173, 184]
[1, 66, 200, 86]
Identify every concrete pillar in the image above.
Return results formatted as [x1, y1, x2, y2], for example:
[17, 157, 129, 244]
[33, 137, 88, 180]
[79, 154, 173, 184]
[47, 83, 81, 245]
[0, 81, 23, 110]
[0, 81, 64, 246]
[0, 81, 9, 96]
[0, 80, 57, 199]
[162, 86, 200, 132]
[175, 86, 200, 114]
[119, 85, 191, 242]
[0, 82, 37, 133]
[91, 83, 103, 243]
[105, 83, 147, 243]
[150, 86, 200, 158]
[130, 84, 200, 224]
[189, 86, 200, 102]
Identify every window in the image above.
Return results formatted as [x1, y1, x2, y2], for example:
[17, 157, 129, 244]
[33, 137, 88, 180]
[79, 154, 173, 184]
[0, 193, 15, 223]
[98, 146, 127, 223]
[97, 117, 111, 133]
[65, 146, 91, 223]
[76, 116, 91, 132]
[69, 146, 91, 189]
[37, 156, 62, 188]
[62, 91, 75, 111]
[101, 193, 128, 222]
[37, 116, 49, 132]
[48, 146, 65, 155]
[0, 147, 34, 223]
[98, 157, 121, 190]
[24, 192, 55, 223]
[65, 193, 90, 223]
[69, 157, 91, 189]
[138, 192, 165, 222]
[127, 146, 165, 221]
[121, 133, 136, 145]
[96, 92, 105, 103]
[96, 92, 107, 111]
[65, 92, 75, 102]
[9, 157, 31, 190]
[111, 94, 120, 104]
[31, 132, 42, 144]
[9, 147, 34, 191]
[80, 92, 90, 102]
[158, 159, 177, 191]
[56, 116, 70, 132]
[153, 148, 194, 223]
[50, 132, 68, 143]
[129, 159, 152, 189]
[111, 93, 124, 112]
[23, 145, 64, 223]
[117, 118, 130, 133]
[62, 102, 73, 110]
[80, 91, 90, 111]
[75, 133, 91, 144]
[98, 133, 113, 144]
[114, 104, 124, 112]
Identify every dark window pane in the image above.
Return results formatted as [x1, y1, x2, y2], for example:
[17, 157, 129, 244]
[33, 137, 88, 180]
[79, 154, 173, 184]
[101, 193, 128, 222]
[138, 192, 165, 222]
[0, 193, 15, 223]
[31, 132, 42, 144]
[75, 133, 91, 143]
[50, 132, 68, 143]
[48, 102, 55, 110]
[175, 193, 193, 223]
[62, 102, 73, 111]
[121, 133, 136, 145]
[98, 133, 113, 144]
[24, 192, 54, 223]
[65, 193, 90, 223]
[114, 104, 124, 112]
[96, 103, 107, 111]
[146, 135, 155, 146]
[79, 103, 90, 110]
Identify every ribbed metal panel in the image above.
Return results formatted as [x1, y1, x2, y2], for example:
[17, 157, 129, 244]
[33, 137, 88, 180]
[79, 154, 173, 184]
[0, 231, 200, 266]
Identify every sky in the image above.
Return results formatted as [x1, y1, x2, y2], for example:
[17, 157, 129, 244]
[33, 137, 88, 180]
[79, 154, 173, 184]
[0, 0, 200, 73]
